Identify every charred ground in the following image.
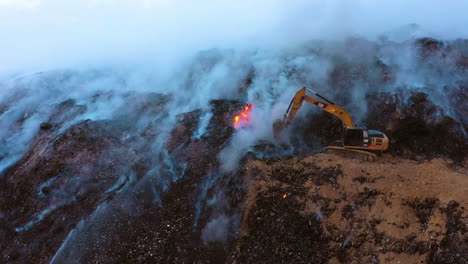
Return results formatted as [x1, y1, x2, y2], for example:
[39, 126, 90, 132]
[0, 37, 466, 263]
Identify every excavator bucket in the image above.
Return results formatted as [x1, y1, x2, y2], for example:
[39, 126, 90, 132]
[273, 119, 286, 138]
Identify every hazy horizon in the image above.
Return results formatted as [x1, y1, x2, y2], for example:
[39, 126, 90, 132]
[1, 0, 468, 76]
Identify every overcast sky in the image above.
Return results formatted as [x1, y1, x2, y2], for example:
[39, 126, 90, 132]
[1, 0, 467, 75]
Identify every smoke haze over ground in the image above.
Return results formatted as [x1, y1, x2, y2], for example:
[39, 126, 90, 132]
[0, 0, 467, 169]
[0, 1, 467, 262]
[1, 0, 467, 172]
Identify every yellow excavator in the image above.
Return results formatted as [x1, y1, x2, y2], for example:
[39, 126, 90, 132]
[273, 87, 389, 161]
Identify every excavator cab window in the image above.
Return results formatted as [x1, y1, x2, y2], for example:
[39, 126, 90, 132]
[367, 130, 385, 138]
[344, 128, 364, 146]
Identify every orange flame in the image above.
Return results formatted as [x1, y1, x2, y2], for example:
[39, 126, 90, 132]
[283, 193, 288, 199]
[233, 103, 253, 127]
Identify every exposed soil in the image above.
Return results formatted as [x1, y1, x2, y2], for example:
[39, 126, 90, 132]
[0, 36, 467, 263]
[231, 153, 467, 264]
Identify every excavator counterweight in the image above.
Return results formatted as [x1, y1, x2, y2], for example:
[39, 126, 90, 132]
[273, 87, 389, 160]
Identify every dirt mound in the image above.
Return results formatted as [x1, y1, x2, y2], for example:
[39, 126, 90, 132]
[229, 187, 329, 263]
[1, 35, 467, 262]
[232, 153, 467, 263]
[0, 95, 250, 263]
[1, 92, 466, 263]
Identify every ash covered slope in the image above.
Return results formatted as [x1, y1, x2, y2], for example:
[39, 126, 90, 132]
[0, 37, 466, 263]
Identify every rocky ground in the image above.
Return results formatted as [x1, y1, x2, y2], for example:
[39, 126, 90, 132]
[0, 37, 467, 263]
[0, 93, 465, 263]
[229, 153, 467, 263]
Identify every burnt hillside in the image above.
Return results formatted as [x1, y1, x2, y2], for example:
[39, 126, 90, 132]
[0, 37, 467, 263]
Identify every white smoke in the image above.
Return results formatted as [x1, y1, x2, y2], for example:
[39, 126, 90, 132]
[0, 0, 467, 190]
[1, 1, 467, 259]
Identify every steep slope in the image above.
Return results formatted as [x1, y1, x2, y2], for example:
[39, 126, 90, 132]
[0, 36, 467, 263]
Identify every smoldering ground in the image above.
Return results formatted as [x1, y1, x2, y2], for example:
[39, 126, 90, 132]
[0, 0, 467, 262]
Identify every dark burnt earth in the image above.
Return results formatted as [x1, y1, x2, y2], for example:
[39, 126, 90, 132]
[0, 37, 467, 263]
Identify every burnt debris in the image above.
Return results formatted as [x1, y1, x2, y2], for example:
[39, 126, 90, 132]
[0, 36, 467, 264]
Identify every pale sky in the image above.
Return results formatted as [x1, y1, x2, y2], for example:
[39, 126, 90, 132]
[1, 0, 467, 75]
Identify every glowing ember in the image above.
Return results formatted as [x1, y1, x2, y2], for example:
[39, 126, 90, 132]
[283, 193, 288, 199]
[233, 103, 253, 128]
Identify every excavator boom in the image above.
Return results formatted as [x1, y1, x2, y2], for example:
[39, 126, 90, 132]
[285, 87, 354, 127]
[275, 87, 354, 137]
[273, 87, 389, 159]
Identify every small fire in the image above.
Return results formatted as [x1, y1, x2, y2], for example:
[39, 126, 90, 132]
[283, 193, 288, 199]
[233, 103, 253, 128]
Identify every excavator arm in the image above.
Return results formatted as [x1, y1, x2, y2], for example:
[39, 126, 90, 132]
[274, 87, 355, 137]
[273, 87, 389, 157]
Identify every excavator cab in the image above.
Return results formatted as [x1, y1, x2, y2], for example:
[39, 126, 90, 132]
[343, 128, 389, 152]
[274, 87, 389, 160]
[343, 128, 363, 146]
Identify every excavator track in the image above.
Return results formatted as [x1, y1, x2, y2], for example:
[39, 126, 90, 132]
[325, 146, 377, 161]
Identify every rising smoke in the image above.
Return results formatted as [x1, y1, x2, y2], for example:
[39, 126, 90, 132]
[0, 0, 467, 257]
